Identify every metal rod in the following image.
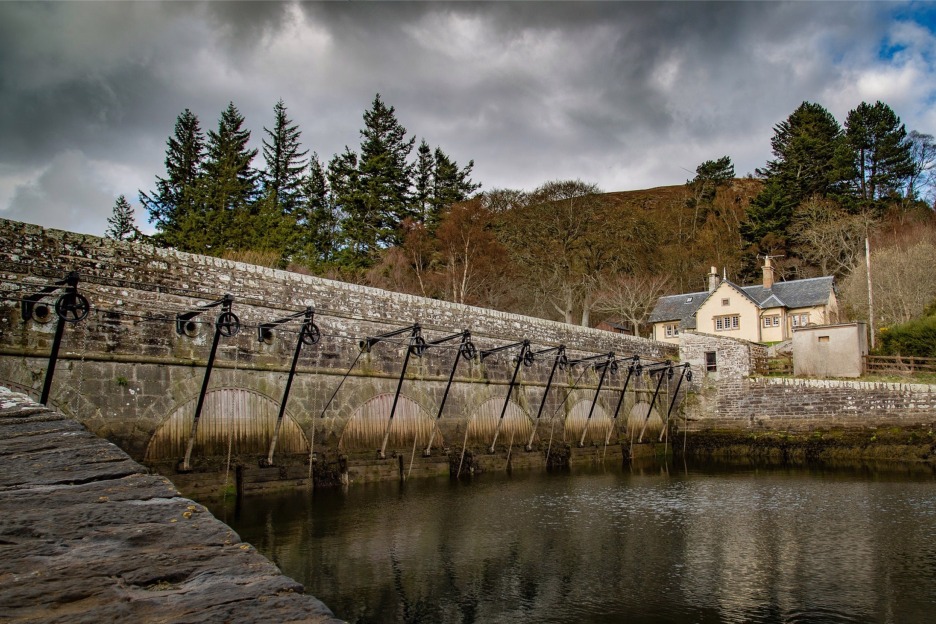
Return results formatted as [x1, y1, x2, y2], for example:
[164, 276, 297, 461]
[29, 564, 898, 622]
[659, 364, 690, 443]
[266, 308, 314, 466]
[361, 323, 420, 352]
[39, 315, 66, 405]
[578, 353, 615, 448]
[181, 320, 223, 472]
[489, 340, 530, 453]
[378, 327, 422, 459]
[605, 357, 640, 446]
[638, 363, 671, 443]
[526, 346, 566, 451]
[424, 331, 473, 456]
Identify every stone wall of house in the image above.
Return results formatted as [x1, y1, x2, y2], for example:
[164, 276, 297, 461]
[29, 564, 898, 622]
[679, 331, 767, 379]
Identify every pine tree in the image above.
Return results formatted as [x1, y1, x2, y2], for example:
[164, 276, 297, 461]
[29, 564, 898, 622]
[328, 147, 372, 267]
[845, 101, 914, 205]
[358, 94, 416, 248]
[262, 99, 308, 216]
[295, 154, 338, 266]
[106, 195, 138, 241]
[201, 102, 259, 254]
[139, 109, 205, 245]
[744, 102, 852, 252]
[429, 147, 480, 229]
[413, 140, 434, 223]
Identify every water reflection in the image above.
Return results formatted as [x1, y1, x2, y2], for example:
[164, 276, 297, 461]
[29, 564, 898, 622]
[208, 463, 936, 623]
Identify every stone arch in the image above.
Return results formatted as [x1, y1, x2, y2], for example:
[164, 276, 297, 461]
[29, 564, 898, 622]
[144, 387, 309, 461]
[564, 400, 613, 445]
[464, 398, 532, 446]
[627, 401, 662, 435]
[338, 393, 438, 453]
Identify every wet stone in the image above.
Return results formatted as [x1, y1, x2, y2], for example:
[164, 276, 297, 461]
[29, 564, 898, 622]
[0, 386, 342, 623]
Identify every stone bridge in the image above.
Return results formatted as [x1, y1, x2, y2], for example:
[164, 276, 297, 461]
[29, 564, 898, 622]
[0, 219, 680, 490]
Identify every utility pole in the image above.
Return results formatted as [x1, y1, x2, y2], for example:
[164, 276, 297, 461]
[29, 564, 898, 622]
[866, 236, 875, 349]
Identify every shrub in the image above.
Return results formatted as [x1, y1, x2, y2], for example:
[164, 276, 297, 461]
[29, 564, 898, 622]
[877, 314, 936, 357]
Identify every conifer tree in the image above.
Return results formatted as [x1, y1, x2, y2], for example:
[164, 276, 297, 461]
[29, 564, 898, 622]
[201, 102, 259, 253]
[413, 140, 434, 223]
[429, 147, 480, 229]
[262, 99, 308, 216]
[328, 147, 372, 267]
[845, 101, 914, 205]
[106, 195, 138, 241]
[358, 94, 416, 247]
[295, 154, 338, 266]
[139, 109, 204, 246]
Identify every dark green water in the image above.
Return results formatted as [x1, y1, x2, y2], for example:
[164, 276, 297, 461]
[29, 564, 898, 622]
[208, 462, 936, 623]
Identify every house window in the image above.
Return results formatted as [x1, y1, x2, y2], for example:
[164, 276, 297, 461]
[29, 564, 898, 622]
[818, 336, 830, 343]
[665, 323, 679, 338]
[721, 298, 730, 306]
[792, 313, 810, 328]
[714, 314, 740, 331]
[704, 351, 717, 373]
[763, 315, 780, 328]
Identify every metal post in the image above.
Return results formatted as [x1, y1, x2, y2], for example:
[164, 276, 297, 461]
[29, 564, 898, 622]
[578, 354, 616, 448]
[605, 357, 640, 447]
[266, 308, 318, 466]
[488, 341, 530, 453]
[378, 326, 423, 459]
[525, 346, 566, 451]
[659, 364, 690, 443]
[638, 363, 671, 443]
[179, 295, 239, 472]
[424, 331, 474, 456]
[39, 315, 67, 406]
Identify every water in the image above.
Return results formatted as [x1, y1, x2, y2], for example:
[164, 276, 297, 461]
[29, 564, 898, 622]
[208, 462, 936, 623]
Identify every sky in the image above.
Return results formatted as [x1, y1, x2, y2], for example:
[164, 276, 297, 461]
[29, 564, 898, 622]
[2, 1, 935, 237]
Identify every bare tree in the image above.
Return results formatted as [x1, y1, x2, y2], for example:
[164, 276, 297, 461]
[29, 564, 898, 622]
[840, 237, 936, 327]
[790, 195, 877, 277]
[592, 273, 671, 338]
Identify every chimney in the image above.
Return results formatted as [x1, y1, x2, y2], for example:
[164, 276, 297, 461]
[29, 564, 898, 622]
[708, 266, 720, 293]
[762, 256, 775, 289]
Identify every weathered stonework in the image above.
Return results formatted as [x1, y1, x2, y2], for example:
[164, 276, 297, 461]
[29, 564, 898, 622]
[0, 218, 678, 477]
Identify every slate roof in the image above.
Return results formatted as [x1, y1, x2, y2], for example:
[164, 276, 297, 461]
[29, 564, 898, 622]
[648, 276, 835, 326]
[648, 290, 708, 326]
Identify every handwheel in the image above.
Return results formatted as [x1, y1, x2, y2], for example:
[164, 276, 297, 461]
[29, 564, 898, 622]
[300, 322, 322, 345]
[216, 311, 240, 337]
[54, 292, 90, 323]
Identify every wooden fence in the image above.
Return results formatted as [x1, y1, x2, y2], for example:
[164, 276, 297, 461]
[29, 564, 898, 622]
[864, 355, 936, 374]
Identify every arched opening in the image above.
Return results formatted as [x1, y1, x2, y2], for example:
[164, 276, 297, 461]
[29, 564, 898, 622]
[627, 401, 663, 435]
[564, 400, 613, 445]
[338, 394, 437, 453]
[465, 398, 532, 446]
[145, 388, 309, 461]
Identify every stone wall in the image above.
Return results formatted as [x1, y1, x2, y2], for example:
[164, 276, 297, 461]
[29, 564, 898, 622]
[0, 218, 678, 465]
[686, 376, 936, 432]
[679, 331, 767, 380]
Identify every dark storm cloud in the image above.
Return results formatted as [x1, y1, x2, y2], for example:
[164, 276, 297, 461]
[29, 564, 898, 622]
[0, 1, 931, 235]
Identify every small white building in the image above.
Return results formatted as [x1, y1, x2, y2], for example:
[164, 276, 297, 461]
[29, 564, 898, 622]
[793, 322, 868, 378]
